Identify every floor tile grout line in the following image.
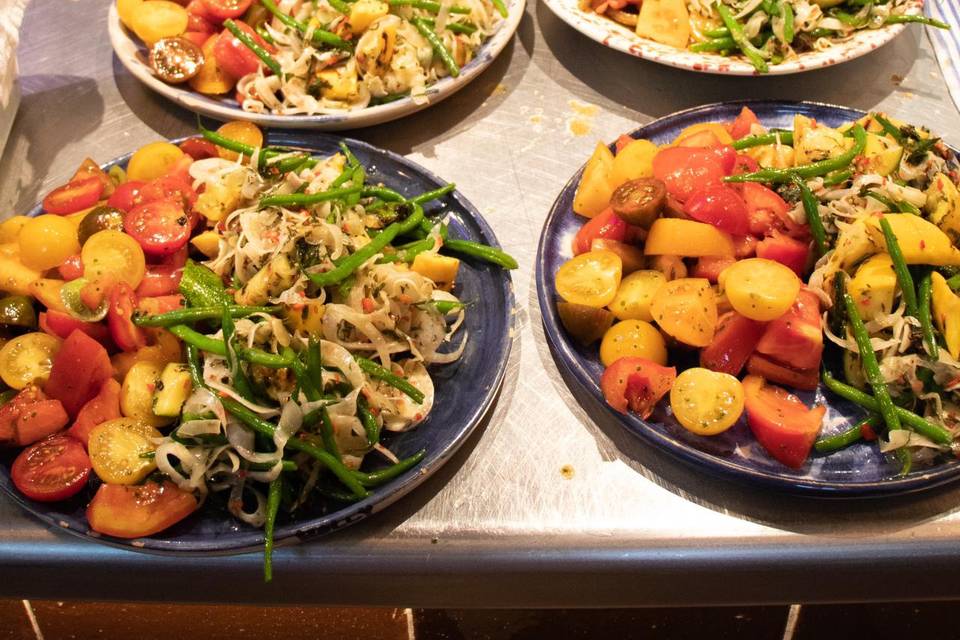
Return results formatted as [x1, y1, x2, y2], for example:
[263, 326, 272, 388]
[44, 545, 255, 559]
[21, 600, 44, 640]
[782, 604, 802, 640]
[405, 607, 416, 640]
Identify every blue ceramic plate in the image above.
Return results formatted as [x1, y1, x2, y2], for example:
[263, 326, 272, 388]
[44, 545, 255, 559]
[536, 100, 960, 497]
[0, 132, 513, 552]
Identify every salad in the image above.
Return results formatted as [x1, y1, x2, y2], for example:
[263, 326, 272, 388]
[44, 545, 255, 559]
[555, 106, 960, 473]
[0, 121, 516, 578]
[580, 0, 947, 72]
[117, 0, 507, 114]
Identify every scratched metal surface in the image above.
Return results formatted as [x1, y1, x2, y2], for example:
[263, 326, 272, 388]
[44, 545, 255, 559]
[3, 0, 960, 606]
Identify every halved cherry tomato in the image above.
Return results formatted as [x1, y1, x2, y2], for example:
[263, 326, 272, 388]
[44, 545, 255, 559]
[58, 254, 84, 280]
[187, 10, 216, 32]
[706, 145, 737, 175]
[740, 182, 790, 237]
[0, 386, 70, 447]
[599, 357, 676, 418]
[136, 266, 183, 297]
[731, 154, 760, 176]
[754, 289, 822, 372]
[652, 147, 726, 202]
[159, 245, 189, 268]
[68, 378, 122, 448]
[700, 311, 767, 376]
[746, 355, 819, 391]
[691, 256, 736, 283]
[108, 283, 148, 353]
[42, 177, 104, 215]
[187, 0, 216, 19]
[138, 294, 186, 316]
[86, 480, 198, 538]
[213, 19, 271, 78]
[756, 231, 810, 277]
[107, 180, 146, 212]
[182, 30, 214, 47]
[70, 158, 115, 198]
[200, 0, 252, 20]
[572, 208, 629, 255]
[728, 106, 760, 141]
[124, 200, 191, 257]
[138, 174, 197, 210]
[179, 137, 220, 160]
[39, 310, 112, 345]
[44, 330, 114, 417]
[11, 434, 90, 502]
[743, 374, 825, 468]
[683, 185, 750, 235]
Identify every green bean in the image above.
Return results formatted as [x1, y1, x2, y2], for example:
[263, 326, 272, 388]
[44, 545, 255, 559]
[410, 183, 456, 205]
[308, 205, 424, 286]
[306, 338, 324, 394]
[316, 486, 362, 502]
[355, 356, 425, 403]
[716, 4, 769, 73]
[369, 92, 408, 106]
[879, 217, 918, 317]
[260, 0, 353, 49]
[792, 175, 827, 258]
[357, 394, 380, 447]
[378, 237, 435, 263]
[286, 348, 322, 402]
[690, 38, 737, 52]
[443, 239, 518, 269]
[224, 19, 283, 77]
[703, 27, 730, 38]
[338, 141, 361, 168]
[328, 0, 350, 12]
[823, 168, 853, 187]
[872, 114, 905, 144]
[221, 396, 369, 497]
[259, 184, 362, 208]
[169, 324, 293, 369]
[134, 305, 278, 327]
[346, 166, 365, 207]
[822, 371, 952, 444]
[947, 273, 960, 290]
[318, 407, 341, 460]
[807, 28, 837, 38]
[731, 131, 794, 150]
[185, 343, 206, 389]
[246, 459, 298, 472]
[351, 449, 426, 486]
[814, 416, 879, 453]
[412, 17, 460, 77]
[361, 185, 405, 201]
[263, 474, 282, 583]
[491, 0, 508, 18]
[895, 447, 913, 476]
[832, 8, 869, 27]
[222, 306, 259, 403]
[387, 0, 471, 13]
[782, 1, 795, 43]
[885, 14, 949, 28]
[726, 124, 867, 183]
[865, 190, 898, 211]
[271, 154, 315, 174]
[918, 272, 939, 360]
[841, 277, 902, 434]
[256, 23, 275, 44]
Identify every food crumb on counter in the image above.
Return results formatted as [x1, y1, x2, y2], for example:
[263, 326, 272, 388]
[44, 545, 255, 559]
[560, 464, 575, 479]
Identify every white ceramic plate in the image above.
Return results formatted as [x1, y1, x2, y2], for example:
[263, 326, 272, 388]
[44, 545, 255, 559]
[108, 0, 524, 129]
[541, 0, 909, 75]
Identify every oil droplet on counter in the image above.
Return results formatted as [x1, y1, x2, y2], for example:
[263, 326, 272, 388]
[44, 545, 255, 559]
[560, 464, 575, 479]
[529, 114, 542, 124]
[568, 99, 599, 117]
[568, 118, 591, 136]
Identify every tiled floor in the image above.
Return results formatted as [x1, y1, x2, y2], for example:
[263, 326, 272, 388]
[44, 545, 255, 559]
[1, 601, 958, 639]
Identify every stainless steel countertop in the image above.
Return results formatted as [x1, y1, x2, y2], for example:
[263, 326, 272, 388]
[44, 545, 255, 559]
[3, 0, 960, 607]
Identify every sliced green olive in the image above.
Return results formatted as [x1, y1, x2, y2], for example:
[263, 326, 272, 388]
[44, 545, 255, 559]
[78, 206, 126, 246]
[149, 37, 204, 84]
[557, 301, 615, 347]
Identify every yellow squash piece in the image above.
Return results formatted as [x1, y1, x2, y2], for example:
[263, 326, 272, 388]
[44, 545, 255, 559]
[846, 254, 896, 321]
[671, 123, 734, 147]
[609, 139, 657, 188]
[861, 132, 903, 177]
[190, 231, 222, 258]
[194, 169, 245, 222]
[348, 0, 389, 33]
[792, 114, 852, 165]
[411, 254, 460, 289]
[314, 60, 361, 101]
[930, 272, 960, 359]
[121, 361, 172, 427]
[866, 214, 960, 266]
[635, 0, 690, 49]
[924, 173, 960, 243]
[644, 218, 735, 257]
[573, 143, 616, 218]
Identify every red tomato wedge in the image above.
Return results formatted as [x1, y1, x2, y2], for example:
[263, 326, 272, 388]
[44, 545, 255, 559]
[214, 20, 273, 78]
[746, 354, 819, 391]
[107, 180, 145, 212]
[741, 182, 789, 237]
[572, 207, 629, 255]
[699, 311, 767, 376]
[71, 158, 115, 198]
[652, 147, 726, 202]
[67, 378, 122, 448]
[754, 289, 823, 372]
[743, 375, 825, 469]
[124, 199, 191, 257]
[0, 386, 70, 447]
[136, 266, 184, 298]
[691, 256, 736, 283]
[12, 434, 90, 502]
[731, 154, 760, 176]
[138, 294, 186, 316]
[108, 282, 148, 353]
[44, 330, 115, 417]
[600, 357, 676, 418]
[728, 106, 760, 140]
[200, 0, 253, 19]
[86, 481, 198, 539]
[39, 310, 112, 345]
[757, 231, 810, 277]
[707, 145, 737, 175]
[42, 177, 104, 215]
[179, 137, 220, 160]
[183, 30, 214, 47]
[683, 184, 750, 235]
[58, 254, 84, 280]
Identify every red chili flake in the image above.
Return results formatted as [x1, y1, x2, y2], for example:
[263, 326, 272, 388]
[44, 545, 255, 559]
[920, 240, 926, 249]
[361, 297, 376, 313]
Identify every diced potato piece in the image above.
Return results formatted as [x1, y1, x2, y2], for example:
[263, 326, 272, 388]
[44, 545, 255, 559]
[190, 231, 222, 258]
[573, 143, 616, 219]
[348, 0, 389, 33]
[235, 254, 298, 306]
[411, 254, 460, 289]
[314, 60, 360, 101]
[745, 143, 795, 169]
[865, 214, 960, 266]
[635, 0, 690, 49]
[607, 270, 666, 321]
[930, 272, 960, 359]
[644, 218, 735, 257]
[121, 361, 172, 427]
[610, 139, 657, 188]
[925, 173, 960, 244]
[153, 363, 192, 417]
[194, 169, 245, 222]
[847, 254, 896, 321]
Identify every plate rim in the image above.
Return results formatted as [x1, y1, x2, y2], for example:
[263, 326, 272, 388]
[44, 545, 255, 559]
[540, 0, 909, 77]
[107, 0, 525, 130]
[0, 130, 516, 553]
[535, 98, 960, 497]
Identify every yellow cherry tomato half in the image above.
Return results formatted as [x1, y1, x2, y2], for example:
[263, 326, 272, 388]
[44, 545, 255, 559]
[81, 230, 147, 290]
[88, 417, 161, 485]
[216, 121, 264, 162]
[18, 215, 82, 271]
[555, 249, 622, 308]
[0, 332, 62, 389]
[126, 141, 185, 182]
[131, 0, 189, 47]
[719, 258, 801, 322]
[670, 367, 745, 436]
[599, 319, 668, 366]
